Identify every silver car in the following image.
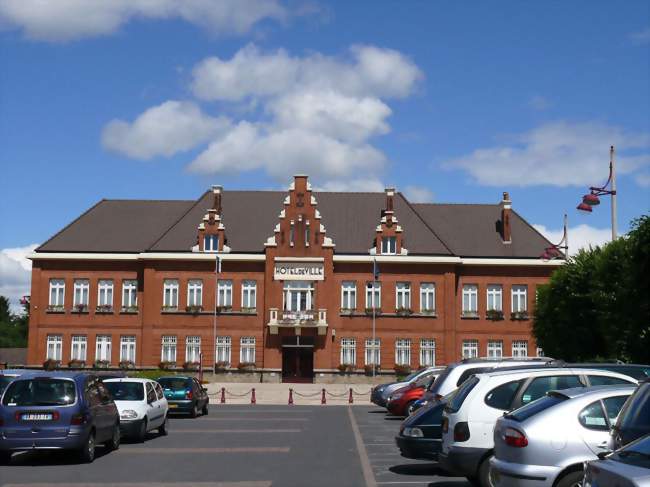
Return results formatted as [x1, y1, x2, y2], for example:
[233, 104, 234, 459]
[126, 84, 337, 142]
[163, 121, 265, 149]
[490, 385, 635, 487]
[583, 433, 650, 487]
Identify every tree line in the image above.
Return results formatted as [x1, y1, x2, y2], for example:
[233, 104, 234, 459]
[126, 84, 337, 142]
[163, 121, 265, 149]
[0, 297, 28, 348]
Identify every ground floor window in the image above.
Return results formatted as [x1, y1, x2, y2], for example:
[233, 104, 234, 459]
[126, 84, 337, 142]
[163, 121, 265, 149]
[216, 336, 231, 364]
[462, 339, 479, 359]
[240, 336, 256, 364]
[161, 335, 177, 363]
[95, 335, 111, 362]
[512, 340, 528, 358]
[365, 338, 380, 365]
[71, 335, 87, 361]
[395, 339, 411, 366]
[487, 340, 503, 359]
[46, 335, 62, 361]
[120, 336, 136, 363]
[536, 347, 544, 357]
[340, 338, 356, 365]
[419, 339, 436, 366]
[185, 336, 201, 363]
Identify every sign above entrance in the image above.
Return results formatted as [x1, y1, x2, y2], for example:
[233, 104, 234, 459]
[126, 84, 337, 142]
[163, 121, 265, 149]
[274, 262, 324, 281]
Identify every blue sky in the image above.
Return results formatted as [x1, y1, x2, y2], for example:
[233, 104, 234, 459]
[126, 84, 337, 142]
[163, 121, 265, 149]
[0, 0, 649, 307]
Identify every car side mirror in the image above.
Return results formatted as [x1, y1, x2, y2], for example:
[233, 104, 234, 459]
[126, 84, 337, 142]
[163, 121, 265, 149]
[202, 387, 208, 393]
[597, 451, 611, 460]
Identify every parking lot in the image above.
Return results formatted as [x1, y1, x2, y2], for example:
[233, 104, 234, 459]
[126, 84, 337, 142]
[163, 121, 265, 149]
[0, 404, 468, 487]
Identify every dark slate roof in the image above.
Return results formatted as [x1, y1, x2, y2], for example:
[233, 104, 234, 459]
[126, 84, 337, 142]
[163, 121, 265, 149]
[36, 191, 553, 257]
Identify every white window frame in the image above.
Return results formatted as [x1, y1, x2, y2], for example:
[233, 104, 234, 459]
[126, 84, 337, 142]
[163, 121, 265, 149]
[396, 282, 411, 310]
[97, 279, 113, 307]
[462, 339, 479, 359]
[120, 336, 136, 363]
[395, 339, 411, 366]
[381, 236, 397, 255]
[161, 335, 177, 363]
[536, 347, 544, 357]
[512, 340, 528, 358]
[121, 280, 137, 309]
[204, 234, 219, 252]
[187, 279, 203, 307]
[419, 339, 436, 367]
[462, 284, 478, 316]
[185, 336, 201, 363]
[365, 282, 381, 309]
[216, 336, 231, 364]
[217, 279, 233, 308]
[46, 334, 63, 361]
[73, 279, 89, 307]
[240, 336, 256, 364]
[341, 281, 356, 310]
[283, 281, 314, 312]
[340, 338, 356, 365]
[163, 279, 179, 309]
[487, 340, 503, 359]
[241, 280, 257, 310]
[365, 338, 381, 366]
[49, 279, 65, 308]
[487, 284, 503, 311]
[511, 285, 528, 313]
[95, 335, 111, 362]
[70, 335, 87, 361]
[420, 283, 436, 313]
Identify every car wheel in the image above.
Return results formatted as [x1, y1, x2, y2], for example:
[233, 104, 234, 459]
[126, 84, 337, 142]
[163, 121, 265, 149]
[79, 431, 96, 463]
[137, 419, 147, 443]
[0, 451, 12, 465]
[105, 423, 120, 451]
[405, 400, 417, 416]
[556, 470, 584, 487]
[202, 402, 209, 415]
[478, 455, 494, 487]
[158, 415, 169, 436]
[190, 403, 198, 418]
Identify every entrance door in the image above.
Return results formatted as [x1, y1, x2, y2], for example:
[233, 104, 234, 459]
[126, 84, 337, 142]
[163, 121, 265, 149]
[282, 342, 314, 383]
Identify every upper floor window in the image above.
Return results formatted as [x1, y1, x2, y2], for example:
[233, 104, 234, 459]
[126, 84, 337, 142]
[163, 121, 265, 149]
[340, 338, 356, 365]
[462, 339, 479, 359]
[366, 282, 381, 309]
[97, 280, 113, 307]
[73, 279, 89, 307]
[487, 285, 503, 311]
[122, 280, 137, 309]
[462, 284, 478, 316]
[163, 279, 179, 309]
[341, 281, 356, 310]
[49, 279, 65, 307]
[283, 281, 314, 312]
[420, 283, 435, 313]
[395, 338, 411, 366]
[396, 282, 411, 310]
[512, 285, 528, 313]
[217, 280, 233, 308]
[204, 234, 219, 252]
[242, 280, 256, 309]
[381, 236, 397, 255]
[187, 280, 203, 307]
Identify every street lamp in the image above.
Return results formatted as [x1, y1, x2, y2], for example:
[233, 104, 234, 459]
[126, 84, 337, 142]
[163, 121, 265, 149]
[541, 214, 569, 260]
[577, 146, 617, 240]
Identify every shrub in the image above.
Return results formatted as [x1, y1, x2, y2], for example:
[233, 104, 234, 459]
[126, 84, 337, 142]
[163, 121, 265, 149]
[182, 361, 200, 370]
[158, 361, 176, 370]
[364, 364, 380, 376]
[394, 364, 411, 376]
[486, 309, 504, 321]
[119, 360, 135, 370]
[43, 359, 60, 371]
[237, 362, 255, 371]
[214, 361, 230, 372]
[94, 359, 110, 369]
[67, 359, 86, 368]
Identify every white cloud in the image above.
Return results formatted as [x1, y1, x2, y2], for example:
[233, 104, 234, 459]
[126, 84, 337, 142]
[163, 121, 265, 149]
[102, 100, 230, 160]
[629, 27, 650, 45]
[443, 121, 650, 187]
[0, 0, 287, 42]
[533, 224, 611, 256]
[403, 185, 434, 203]
[0, 244, 37, 313]
[314, 178, 386, 193]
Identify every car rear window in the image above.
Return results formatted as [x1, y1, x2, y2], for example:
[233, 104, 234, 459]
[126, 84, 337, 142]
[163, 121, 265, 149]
[587, 375, 635, 386]
[484, 380, 523, 410]
[520, 375, 582, 405]
[456, 367, 493, 387]
[506, 394, 567, 422]
[2, 378, 76, 406]
[157, 377, 191, 390]
[445, 376, 480, 413]
[104, 381, 144, 401]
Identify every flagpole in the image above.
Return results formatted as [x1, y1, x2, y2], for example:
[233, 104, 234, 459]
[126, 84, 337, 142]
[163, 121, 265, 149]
[213, 255, 219, 375]
[372, 257, 376, 378]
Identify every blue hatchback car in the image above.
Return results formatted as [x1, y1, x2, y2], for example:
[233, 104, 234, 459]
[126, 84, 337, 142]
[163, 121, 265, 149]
[0, 372, 120, 464]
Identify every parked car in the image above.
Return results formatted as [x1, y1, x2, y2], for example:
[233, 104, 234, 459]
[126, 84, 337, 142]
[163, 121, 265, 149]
[569, 363, 650, 381]
[439, 367, 637, 487]
[157, 376, 209, 417]
[395, 392, 452, 460]
[103, 378, 169, 441]
[371, 366, 443, 408]
[609, 378, 650, 450]
[583, 433, 650, 487]
[490, 385, 635, 487]
[386, 373, 438, 416]
[0, 369, 28, 395]
[0, 372, 120, 464]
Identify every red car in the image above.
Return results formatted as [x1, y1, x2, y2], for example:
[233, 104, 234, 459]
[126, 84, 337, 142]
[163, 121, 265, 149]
[386, 383, 427, 416]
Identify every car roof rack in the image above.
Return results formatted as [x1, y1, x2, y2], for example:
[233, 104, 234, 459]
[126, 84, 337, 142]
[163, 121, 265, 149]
[460, 356, 554, 364]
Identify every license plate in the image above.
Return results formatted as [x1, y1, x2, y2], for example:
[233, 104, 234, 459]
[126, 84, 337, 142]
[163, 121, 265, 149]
[22, 413, 52, 421]
[169, 404, 178, 408]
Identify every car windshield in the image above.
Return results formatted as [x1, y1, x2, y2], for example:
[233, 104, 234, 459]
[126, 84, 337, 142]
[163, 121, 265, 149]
[2, 378, 76, 406]
[445, 376, 480, 413]
[612, 434, 650, 469]
[104, 381, 144, 401]
[157, 377, 191, 390]
[428, 366, 453, 393]
[0, 376, 16, 394]
[617, 383, 650, 432]
[505, 394, 567, 422]
[404, 370, 423, 382]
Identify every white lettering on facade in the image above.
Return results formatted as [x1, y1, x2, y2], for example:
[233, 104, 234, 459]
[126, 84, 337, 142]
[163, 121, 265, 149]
[274, 263, 324, 281]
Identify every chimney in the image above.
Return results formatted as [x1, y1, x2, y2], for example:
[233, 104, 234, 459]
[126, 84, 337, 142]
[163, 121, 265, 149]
[212, 185, 223, 214]
[385, 187, 395, 212]
[501, 192, 512, 243]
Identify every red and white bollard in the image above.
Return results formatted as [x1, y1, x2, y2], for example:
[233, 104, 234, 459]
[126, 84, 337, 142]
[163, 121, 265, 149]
[321, 388, 326, 405]
[251, 388, 256, 404]
[348, 388, 354, 404]
[220, 387, 226, 404]
[288, 388, 294, 405]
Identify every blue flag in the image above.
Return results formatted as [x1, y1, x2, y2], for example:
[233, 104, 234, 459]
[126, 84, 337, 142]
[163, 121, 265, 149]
[373, 258, 380, 280]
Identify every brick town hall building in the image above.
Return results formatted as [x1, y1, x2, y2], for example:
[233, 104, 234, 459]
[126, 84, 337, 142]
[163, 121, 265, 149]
[27, 175, 563, 382]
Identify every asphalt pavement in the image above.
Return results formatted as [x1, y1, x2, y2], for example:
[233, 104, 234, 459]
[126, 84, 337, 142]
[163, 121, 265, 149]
[0, 405, 469, 487]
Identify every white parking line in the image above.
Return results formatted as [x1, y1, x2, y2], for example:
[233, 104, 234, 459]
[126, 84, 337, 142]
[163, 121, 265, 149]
[198, 417, 309, 421]
[3, 483, 272, 487]
[117, 447, 290, 454]
[348, 407, 378, 487]
[171, 429, 301, 433]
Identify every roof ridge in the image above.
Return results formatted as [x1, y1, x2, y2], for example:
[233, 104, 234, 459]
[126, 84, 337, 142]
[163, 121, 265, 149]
[103, 198, 196, 203]
[413, 202, 499, 207]
[36, 199, 106, 252]
[510, 208, 556, 252]
[397, 192, 455, 256]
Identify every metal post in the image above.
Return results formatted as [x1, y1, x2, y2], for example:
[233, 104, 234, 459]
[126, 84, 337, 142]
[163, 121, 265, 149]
[213, 255, 219, 375]
[610, 145, 617, 240]
[372, 257, 376, 378]
[564, 213, 569, 257]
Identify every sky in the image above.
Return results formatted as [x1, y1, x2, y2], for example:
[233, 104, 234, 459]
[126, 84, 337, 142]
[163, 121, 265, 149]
[0, 0, 649, 310]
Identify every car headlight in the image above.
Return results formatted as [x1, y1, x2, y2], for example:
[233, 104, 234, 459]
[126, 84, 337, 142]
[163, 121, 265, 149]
[403, 427, 424, 438]
[120, 409, 138, 420]
[392, 392, 404, 400]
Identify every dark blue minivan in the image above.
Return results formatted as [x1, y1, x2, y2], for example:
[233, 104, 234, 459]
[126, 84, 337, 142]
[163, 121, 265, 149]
[0, 372, 120, 464]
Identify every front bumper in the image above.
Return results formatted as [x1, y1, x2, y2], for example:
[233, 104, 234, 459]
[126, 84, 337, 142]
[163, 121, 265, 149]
[119, 418, 145, 438]
[395, 435, 441, 460]
[370, 390, 387, 407]
[439, 445, 489, 477]
[489, 457, 558, 487]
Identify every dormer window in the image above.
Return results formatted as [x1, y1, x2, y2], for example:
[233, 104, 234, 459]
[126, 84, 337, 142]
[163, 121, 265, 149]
[381, 236, 397, 255]
[204, 235, 219, 252]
